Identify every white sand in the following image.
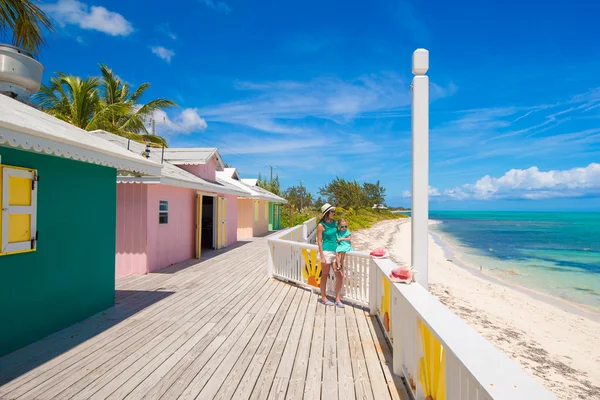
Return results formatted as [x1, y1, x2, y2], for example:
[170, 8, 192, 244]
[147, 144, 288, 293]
[352, 219, 600, 400]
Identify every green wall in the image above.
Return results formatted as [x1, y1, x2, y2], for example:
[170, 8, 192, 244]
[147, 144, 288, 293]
[0, 147, 117, 358]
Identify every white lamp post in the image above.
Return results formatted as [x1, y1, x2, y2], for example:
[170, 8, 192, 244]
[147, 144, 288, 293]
[411, 49, 429, 289]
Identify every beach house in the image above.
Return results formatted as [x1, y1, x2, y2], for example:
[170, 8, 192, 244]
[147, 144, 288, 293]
[216, 169, 287, 239]
[90, 132, 248, 277]
[0, 95, 161, 358]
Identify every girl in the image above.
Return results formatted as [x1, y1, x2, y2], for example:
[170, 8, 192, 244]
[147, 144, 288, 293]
[317, 203, 344, 307]
[335, 218, 353, 274]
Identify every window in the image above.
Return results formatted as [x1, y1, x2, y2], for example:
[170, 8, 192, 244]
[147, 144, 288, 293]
[1, 166, 38, 256]
[159, 200, 168, 224]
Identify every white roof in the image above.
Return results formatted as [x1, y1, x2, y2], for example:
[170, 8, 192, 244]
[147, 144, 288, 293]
[162, 147, 225, 170]
[0, 94, 161, 176]
[90, 131, 247, 196]
[241, 178, 258, 186]
[216, 168, 287, 203]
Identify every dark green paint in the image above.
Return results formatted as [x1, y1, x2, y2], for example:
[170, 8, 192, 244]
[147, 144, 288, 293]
[269, 202, 281, 231]
[0, 147, 117, 358]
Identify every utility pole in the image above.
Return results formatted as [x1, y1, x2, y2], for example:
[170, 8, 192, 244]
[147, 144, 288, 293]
[152, 119, 155, 135]
[267, 165, 278, 183]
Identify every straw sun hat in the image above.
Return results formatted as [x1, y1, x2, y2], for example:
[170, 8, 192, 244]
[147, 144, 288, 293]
[321, 203, 335, 217]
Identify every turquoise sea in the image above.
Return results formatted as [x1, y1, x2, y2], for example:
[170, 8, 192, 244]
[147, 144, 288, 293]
[428, 211, 600, 310]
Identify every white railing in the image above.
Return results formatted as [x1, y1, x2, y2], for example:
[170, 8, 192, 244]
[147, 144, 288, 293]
[267, 223, 556, 400]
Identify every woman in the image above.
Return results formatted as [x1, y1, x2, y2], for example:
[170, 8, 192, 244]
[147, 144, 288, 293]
[317, 203, 344, 307]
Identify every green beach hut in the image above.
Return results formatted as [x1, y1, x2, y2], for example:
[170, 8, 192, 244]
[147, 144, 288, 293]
[0, 94, 161, 358]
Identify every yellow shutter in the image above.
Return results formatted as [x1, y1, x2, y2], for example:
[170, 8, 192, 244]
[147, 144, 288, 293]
[1, 166, 38, 255]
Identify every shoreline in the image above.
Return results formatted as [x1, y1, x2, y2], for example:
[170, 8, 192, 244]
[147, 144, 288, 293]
[352, 218, 600, 400]
[429, 226, 600, 322]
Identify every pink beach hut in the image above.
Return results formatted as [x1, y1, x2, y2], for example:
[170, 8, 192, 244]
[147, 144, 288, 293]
[91, 131, 248, 277]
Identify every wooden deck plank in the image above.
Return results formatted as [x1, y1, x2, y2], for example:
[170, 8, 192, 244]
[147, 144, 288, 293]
[354, 307, 392, 400]
[266, 289, 311, 400]
[248, 288, 307, 400]
[136, 282, 288, 400]
[175, 282, 294, 400]
[366, 311, 411, 400]
[321, 305, 339, 399]
[229, 284, 298, 400]
[346, 305, 375, 400]
[3, 252, 263, 399]
[0, 237, 404, 400]
[108, 273, 278, 400]
[0, 247, 260, 385]
[336, 306, 356, 400]
[303, 299, 326, 400]
[60, 267, 267, 400]
[211, 286, 308, 400]
[285, 292, 318, 400]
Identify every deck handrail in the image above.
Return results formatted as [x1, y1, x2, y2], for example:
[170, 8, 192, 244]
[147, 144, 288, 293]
[266, 227, 556, 400]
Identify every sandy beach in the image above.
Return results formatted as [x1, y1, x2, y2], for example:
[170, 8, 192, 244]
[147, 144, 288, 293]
[352, 219, 600, 400]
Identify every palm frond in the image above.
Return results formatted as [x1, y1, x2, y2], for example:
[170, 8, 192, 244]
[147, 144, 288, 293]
[0, 0, 54, 56]
[130, 83, 151, 103]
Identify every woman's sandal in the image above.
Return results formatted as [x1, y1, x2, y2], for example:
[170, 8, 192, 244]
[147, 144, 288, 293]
[319, 299, 334, 306]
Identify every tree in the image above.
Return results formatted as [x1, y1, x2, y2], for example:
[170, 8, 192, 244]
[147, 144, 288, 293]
[314, 196, 325, 210]
[283, 185, 313, 211]
[363, 180, 386, 206]
[0, 0, 54, 57]
[257, 172, 281, 196]
[34, 65, 176, 146]
[319, 177, 366, 209]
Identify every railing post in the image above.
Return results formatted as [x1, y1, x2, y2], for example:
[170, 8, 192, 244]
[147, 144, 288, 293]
[267, 239, 274, 277]
[391, 290, 403, 376]
[411, 48, 429, 289]
[368, 259, 377, 315]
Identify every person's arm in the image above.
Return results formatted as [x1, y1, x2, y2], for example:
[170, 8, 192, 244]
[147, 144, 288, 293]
[317, 224, 326, 264]
[343, 233, 352, 242]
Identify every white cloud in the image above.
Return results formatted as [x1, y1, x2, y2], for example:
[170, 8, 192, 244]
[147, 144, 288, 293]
[202, 0, 231, 13]
[150, 109, 207, 135]
[402, 186, 441, 198]
[75, 36, 85, 44]
[198, 73, 456, 134]
[156, 22, 177, 40]
[443, 163, 600, 200]
[43, 0, 133, 36]
[151, 46, 175, 63]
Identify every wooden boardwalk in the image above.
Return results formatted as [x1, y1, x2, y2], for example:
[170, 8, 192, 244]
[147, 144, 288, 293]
[0, 236, 409, 400]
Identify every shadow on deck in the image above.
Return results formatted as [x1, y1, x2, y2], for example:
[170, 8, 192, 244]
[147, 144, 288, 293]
[0, 237, 408, 400]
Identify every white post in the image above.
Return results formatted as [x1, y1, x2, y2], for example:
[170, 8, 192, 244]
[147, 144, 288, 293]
[411, 49, 429, 289]
[368, 259, 378, 315]
[267, 239, 274, 277]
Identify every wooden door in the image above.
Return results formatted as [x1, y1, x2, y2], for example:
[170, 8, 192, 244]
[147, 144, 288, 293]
[216, 197, 227, 249]
[195, 194, 202, 258]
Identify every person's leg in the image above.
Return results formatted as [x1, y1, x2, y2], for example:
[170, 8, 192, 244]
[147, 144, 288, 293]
[334, 268, 343, 303]
[320, 262, 331, 302]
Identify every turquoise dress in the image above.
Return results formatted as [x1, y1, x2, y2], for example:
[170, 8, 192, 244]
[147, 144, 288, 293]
[319, 220, 338, 252]
[336, 229, 353, 253]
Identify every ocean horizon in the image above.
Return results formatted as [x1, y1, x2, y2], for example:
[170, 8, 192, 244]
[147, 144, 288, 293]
[427, 211, 600, 311]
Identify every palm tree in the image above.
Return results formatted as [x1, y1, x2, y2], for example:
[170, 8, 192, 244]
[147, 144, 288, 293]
[34, 65, 176, 147]
[97, 64, 176, 146]
[1, 0, 54, 56]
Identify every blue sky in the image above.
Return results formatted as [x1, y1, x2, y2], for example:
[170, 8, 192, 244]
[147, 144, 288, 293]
[34, 0, 600, 210]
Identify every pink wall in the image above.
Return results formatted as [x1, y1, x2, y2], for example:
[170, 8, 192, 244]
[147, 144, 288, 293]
[224, 194, 238, 245]
[146, 185, 196, 272]
[237, 199, 254, 240]
[178, 156, 217, 182]
[116, 184, 148, 277]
